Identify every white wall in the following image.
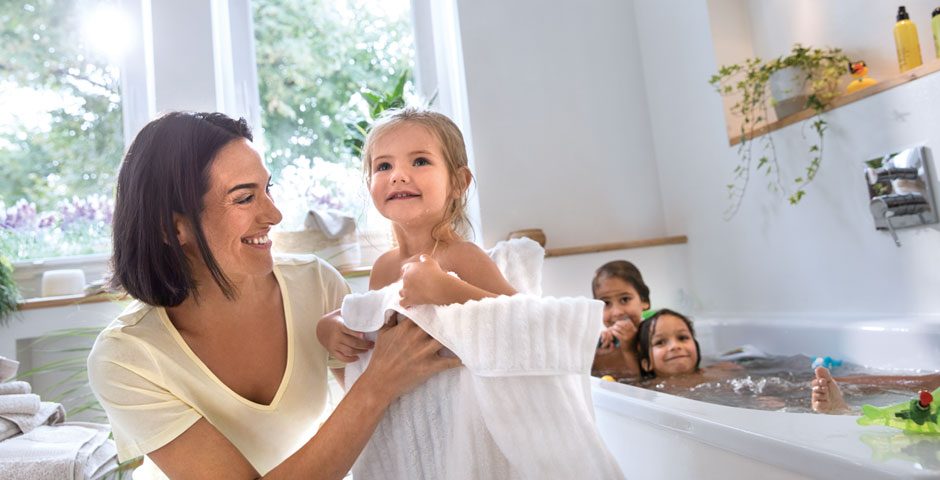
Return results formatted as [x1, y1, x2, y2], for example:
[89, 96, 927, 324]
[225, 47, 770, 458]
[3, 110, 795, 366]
[634, 0, 940, 317]
[454, 0, 667, 250]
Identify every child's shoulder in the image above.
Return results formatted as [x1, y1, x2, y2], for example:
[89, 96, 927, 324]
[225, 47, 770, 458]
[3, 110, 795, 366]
[441, 241, 494, 268]
[370, 248, 404, 289]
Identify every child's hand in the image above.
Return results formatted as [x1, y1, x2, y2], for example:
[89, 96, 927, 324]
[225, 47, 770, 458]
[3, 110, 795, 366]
[317, 312, 374, 362]
[399, 255, 453, 307]
[597, 320, 638, 353]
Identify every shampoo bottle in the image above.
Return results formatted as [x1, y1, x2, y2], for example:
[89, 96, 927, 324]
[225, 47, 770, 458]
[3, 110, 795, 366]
[894, 5, 923, 72]
[933, 7, 940, 59]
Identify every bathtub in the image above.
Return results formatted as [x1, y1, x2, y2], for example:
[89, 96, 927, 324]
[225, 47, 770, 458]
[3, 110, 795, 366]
[591, 316, 940, 479]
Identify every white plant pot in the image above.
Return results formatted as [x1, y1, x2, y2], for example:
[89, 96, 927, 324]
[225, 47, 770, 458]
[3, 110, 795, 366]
[768, 66, 809, 119]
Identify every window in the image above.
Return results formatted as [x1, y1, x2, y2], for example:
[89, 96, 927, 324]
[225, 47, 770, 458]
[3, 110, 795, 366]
[251, 0, 417, 240]
[0, 0, 126, 261]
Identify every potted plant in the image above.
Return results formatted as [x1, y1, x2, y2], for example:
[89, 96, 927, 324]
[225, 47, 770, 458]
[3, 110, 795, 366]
[709, 44, 849, 218]
[0, 255, 19, 327]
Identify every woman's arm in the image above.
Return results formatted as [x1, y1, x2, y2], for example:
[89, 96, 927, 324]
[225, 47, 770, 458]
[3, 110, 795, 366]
[149, 319, 459, 479]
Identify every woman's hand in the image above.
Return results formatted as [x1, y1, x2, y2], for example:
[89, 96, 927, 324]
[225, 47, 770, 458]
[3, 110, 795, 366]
[358, 317, 461, 401]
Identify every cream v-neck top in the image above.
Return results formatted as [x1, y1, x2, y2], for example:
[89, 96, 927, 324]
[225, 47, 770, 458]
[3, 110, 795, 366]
[87, 257, 349, 475]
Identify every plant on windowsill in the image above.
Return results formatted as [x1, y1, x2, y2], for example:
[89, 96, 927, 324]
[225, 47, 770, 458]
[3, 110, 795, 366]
[0, 255, 19, 327]
[709, 44, 849, 219]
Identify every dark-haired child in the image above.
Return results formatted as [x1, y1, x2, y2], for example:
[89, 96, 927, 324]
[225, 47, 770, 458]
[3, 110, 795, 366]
[590, 260, 650, 379]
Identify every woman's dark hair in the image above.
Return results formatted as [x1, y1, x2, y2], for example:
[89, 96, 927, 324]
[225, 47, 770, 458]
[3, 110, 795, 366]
[591, 260, 650, 304]
[636, 308, 701, 379]
[110, 111, 253, 307]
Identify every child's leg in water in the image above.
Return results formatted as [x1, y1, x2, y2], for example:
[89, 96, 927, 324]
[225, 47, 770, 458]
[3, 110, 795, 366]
[811, 366, 850, 414]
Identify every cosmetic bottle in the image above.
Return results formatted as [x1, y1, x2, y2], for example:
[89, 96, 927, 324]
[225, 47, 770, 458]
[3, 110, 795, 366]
[894, 5, 923, 72]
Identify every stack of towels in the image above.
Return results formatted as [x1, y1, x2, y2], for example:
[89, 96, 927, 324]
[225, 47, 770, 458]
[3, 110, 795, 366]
[0, 356, 118, 479]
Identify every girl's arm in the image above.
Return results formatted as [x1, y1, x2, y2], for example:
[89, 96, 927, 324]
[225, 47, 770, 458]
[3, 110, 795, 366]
[399, 244, 516, 307]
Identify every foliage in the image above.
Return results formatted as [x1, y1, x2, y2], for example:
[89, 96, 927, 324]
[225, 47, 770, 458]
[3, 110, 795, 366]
[0, 255, 18, 327]
[344, 69, 409, 158]
[709, 44, 848, 219]
[1, 195, 113, 260]
[251, 0, 414, 173]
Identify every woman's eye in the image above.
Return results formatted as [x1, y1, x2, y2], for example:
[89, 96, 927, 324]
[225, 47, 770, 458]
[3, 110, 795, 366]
[413, 157, 430, 166]
[375, 162, 391, 172]
[235, 195, 254, 205]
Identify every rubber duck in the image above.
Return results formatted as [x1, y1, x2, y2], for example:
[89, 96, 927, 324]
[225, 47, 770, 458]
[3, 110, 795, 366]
[846, 61, 878, 94]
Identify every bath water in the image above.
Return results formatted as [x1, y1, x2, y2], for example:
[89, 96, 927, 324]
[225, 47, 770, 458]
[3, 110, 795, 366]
[630, 355, 926, 413]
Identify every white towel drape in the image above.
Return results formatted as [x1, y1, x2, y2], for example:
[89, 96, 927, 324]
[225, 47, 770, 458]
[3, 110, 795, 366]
[340, 238, 623, 479]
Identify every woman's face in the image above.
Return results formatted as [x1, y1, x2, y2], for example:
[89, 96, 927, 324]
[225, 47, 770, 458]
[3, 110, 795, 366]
[182, 138, 282, 283]
[594, 275, 649, 327]
[644, 314, 698, 377]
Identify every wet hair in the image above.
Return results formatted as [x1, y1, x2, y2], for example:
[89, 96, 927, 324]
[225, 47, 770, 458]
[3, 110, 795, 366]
[636, 308, 701, 379]
[591, 260, 650, 305]
[361, 107, 473, 241]
[110, 111, 253, 307]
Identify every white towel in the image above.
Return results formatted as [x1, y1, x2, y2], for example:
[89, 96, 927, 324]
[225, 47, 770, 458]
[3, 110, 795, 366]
[0, 393, 41, 415]
[0, 356, 19, 382]
[0, 400, 65, 435]
[340, 239, 623, 480]
[0, 422, 118, 480]
[0, 381, 31, 395]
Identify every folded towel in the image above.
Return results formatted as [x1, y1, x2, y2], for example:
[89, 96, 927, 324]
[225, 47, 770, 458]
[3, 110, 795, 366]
[0, 400, 65, 435]
[0, 422, 118, 480]
[0, 381, 32, 395]
[340, 239, 622, 480]
[0, 393, 41, 415]
[0, 356, 19, 382]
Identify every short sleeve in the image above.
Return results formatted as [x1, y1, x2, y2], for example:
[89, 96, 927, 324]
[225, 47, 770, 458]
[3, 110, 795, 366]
[87, 336, 202, 461]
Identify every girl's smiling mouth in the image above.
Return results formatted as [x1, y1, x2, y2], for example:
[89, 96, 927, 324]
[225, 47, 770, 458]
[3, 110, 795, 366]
[386, 190, 421, 201]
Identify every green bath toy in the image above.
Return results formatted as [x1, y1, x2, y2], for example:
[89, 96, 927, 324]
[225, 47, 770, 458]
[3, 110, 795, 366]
[858, 387, 940, 434]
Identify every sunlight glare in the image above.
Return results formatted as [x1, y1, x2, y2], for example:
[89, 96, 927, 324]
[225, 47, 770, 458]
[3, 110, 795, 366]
[82, 6, 131, 60]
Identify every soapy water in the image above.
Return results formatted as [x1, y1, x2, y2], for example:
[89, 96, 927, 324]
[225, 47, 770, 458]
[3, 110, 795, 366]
[629, 355, 926, 413]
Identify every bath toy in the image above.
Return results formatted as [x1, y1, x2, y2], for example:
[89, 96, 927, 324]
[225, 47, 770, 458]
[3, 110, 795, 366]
[845, 60, 878, 94]
[641, 309, 657, 321]
[811, 356, 842, 370]
[601, 375, 615, 382]
[857, 387, 940, 434]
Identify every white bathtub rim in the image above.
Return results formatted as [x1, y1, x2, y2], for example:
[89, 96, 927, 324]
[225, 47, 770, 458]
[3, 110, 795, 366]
[592, 378, 940, 479]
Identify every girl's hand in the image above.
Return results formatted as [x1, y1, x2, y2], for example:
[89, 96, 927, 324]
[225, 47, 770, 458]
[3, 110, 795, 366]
[317, 312, 374, 362]
[596, 320, 637, 354]
[399, 255, 452, 307]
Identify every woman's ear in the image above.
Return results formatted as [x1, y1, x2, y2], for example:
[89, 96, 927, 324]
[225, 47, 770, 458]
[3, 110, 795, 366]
[169, 213, 192, 246]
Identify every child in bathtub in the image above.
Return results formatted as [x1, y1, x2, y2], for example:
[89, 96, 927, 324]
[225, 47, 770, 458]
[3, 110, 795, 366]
[316, 107, 516, 374]
[591, 260, 650, 379]
[811, 367, 940, 414]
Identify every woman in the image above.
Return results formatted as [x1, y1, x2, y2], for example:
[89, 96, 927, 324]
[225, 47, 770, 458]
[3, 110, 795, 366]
[87, 112, 459, 479]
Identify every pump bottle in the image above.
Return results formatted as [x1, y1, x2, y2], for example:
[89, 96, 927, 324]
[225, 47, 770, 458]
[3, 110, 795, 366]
[894, 5, 923, 72]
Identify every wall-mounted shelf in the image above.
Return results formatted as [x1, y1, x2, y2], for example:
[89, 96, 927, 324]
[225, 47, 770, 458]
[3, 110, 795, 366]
[728, 60, 940, 146]
[544, 235, 687, 258]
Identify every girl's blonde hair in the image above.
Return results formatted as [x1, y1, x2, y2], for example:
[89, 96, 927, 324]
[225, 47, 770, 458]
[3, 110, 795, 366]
[362, 107, 473, 241]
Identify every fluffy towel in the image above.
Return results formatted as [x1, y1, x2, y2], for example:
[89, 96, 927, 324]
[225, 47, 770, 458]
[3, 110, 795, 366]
[0, 381, 32, 395]
[340, 238, 623, 479]
[0, 356, 19, 382]
[0, 422, 118, 480]
[0, 393, 41, 415]
[0, 401, 66, 435]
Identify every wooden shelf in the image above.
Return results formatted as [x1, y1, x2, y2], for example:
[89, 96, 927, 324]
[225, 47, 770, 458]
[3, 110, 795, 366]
[728, 60, 940, 146]
[544, 235, 687, 258]
[16, 265, 373, 310]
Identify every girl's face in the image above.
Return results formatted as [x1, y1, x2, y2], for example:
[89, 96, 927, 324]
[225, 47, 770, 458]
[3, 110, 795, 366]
[643, 314, 698, 377]
[594, 275, 649, 327]
[369, 123, 453, 229]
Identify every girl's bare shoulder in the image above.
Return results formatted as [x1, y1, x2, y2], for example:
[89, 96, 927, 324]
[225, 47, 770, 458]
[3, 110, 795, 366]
[369, 248, 403, 290]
